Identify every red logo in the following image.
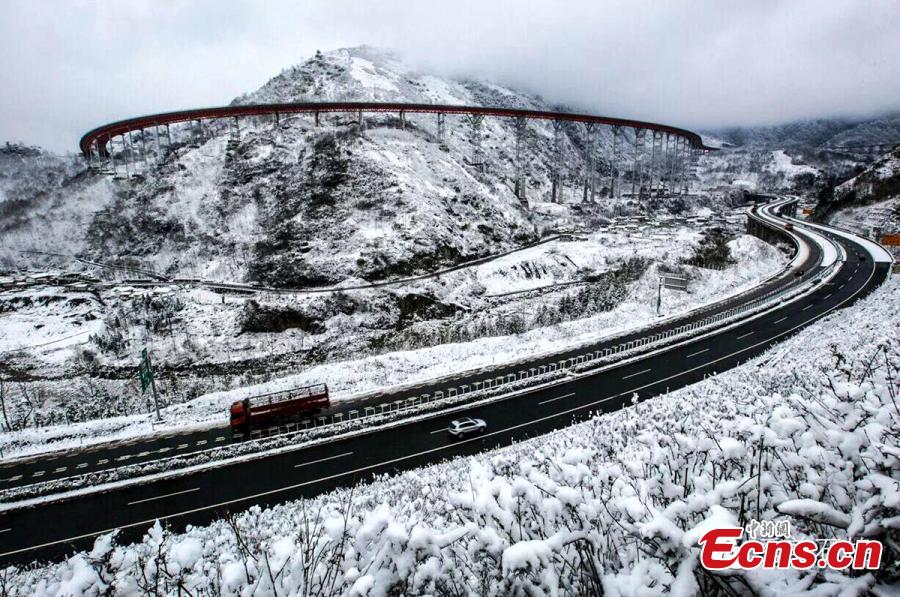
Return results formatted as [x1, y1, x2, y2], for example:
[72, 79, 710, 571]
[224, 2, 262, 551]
[698, 526, 882, 570]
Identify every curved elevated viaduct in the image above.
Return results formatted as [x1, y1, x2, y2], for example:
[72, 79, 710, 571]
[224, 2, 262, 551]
[79, 102, 718, 202]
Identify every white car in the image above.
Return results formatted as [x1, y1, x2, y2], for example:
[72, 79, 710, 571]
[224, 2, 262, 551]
[447, 417, 487, 439]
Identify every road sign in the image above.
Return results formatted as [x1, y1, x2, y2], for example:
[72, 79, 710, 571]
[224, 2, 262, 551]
[880, 233, 900, 247]
[661, 275, 689, 292]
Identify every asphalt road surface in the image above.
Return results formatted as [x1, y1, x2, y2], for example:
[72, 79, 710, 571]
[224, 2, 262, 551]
[0, 204, 891, 565]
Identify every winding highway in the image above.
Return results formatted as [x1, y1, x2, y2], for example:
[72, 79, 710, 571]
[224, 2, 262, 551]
[0, 199, 892, 565]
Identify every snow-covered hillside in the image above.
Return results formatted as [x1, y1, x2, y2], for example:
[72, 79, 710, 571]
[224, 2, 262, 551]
[0, 227, 787, 456]
[6, 270, 896, 595]
[1, 46, 776, 440]
[705, 113, 900, 150]
[817, 148, 900, 256]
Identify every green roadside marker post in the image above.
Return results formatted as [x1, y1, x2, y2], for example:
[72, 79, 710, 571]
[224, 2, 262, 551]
[139, 347, 161, 420]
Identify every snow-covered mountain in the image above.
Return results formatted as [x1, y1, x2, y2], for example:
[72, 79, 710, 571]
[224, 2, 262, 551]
[704, 112, 900, 150]
[817, 147, 900, 248]
[0, 47, 626, 284]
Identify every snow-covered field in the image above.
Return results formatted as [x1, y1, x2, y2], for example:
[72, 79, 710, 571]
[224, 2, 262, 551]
[0, 233, 787, 458]
[5, 259, 895, 595]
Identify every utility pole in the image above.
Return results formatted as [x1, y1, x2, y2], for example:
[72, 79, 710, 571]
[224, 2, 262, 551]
[139, 347, 161, 420]
[656, 278, 662, 315]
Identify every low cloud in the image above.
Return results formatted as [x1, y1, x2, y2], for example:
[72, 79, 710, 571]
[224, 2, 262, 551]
[2, 0, 899, 152]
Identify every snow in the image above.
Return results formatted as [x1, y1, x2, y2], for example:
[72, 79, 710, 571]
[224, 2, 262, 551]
[766, 150, 818, 178]
[5, 274, 897, 594]
[0, 231, 788, 458]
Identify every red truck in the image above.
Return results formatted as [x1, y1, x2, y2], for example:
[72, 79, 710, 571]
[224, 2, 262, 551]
[229, 383, 329, 433]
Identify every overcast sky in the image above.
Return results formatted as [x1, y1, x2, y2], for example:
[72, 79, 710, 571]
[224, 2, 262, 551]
[2, 0, 899, 153]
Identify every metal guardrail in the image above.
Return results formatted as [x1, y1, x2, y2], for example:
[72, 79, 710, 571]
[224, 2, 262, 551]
[3, 229, 840, 502]
[238, 255, 839, 443]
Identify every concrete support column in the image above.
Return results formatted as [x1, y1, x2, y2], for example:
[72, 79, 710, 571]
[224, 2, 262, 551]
[128, 131, 138, 176]
[140, 129, 150, 171]
[610, 125, 621, 199]
[552, 120, 564, 202]
[154, 126, 162, 164]
[583, 123, 595, 203]
[659, 133, 672, 193]
[436, 112, 446, 144]
[466, 114, 485, 173]
[314, 111, 320, 127]
[514, 116, 526, 203]
[399, 111, 406, 129]
[648, 131, 659, 197]
[631, 128, 644, 199]
[122, 135, 131, 178]
[672, 137, 682, 195]
[108, 137, 117, 175]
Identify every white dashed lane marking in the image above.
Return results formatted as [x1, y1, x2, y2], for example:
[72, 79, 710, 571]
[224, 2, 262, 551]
[127, 487, 200, 506]
[621, 368, 652, 380]
[177, 443, 188, 450]
[54, 467, 67, 473]
[196, 440, 208, 446]
[97, 459, 109, 465]
[76, 463, 88, 469]
[538, 392, 576, 406]
[32, 471, 44, 478]
[686, 348, 709, 358]
[773, 317, 787, 325]
[802, 304, 814, 311]
[294, 452, 354, 469]
[736, 331, 754, 340]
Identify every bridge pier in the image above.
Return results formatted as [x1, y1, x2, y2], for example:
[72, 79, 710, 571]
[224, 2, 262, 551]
[631, 128, 644, 199]
[399, 110, 406, 129]
[154, 126, 162, 165]
[648, 131, 660, 197]
[673, 135, 680, 195]
[436, 112, 446, 145]
[552, 120, 564, 202]
[128, 131, 139, 176]
[583, 123, 596, 203]
[610, 125, 621, 199]
[514, 116, 527, 205]
[659, 133, 675, 195]
[140, 129, 150, 172]
[120, 135, 131, 178]
[465, 114, 485, 173]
